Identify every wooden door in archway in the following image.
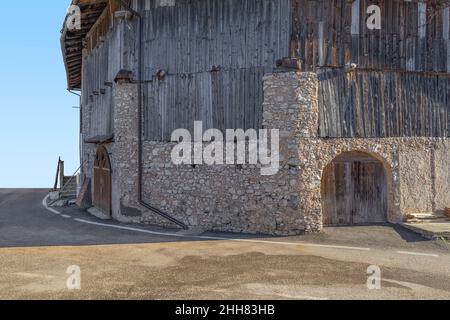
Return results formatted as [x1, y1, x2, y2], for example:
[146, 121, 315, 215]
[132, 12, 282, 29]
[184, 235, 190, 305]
[93, 146, 112, 216]
[321, 153, 388, 226]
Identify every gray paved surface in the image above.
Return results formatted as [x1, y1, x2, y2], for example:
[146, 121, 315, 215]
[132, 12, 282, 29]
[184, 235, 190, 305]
[0, 189, 183, 248]
[1, 189, 450, 300]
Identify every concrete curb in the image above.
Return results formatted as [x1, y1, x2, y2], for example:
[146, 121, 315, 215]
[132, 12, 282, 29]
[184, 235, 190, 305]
[87, 207, 112, 220]
[400, 223, 450, 240]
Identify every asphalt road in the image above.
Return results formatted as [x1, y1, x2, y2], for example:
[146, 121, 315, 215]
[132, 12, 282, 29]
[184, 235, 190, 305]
[1, 189, 450, 300]
[0, 189, 184, 248]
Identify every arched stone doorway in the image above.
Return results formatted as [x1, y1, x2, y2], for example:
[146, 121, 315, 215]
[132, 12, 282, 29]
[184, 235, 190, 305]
[321, 151, 388, 226]
[93, 146, 112, 216]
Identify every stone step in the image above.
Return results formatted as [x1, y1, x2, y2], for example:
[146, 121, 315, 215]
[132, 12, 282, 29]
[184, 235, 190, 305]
[61, 186, 76, 191]
[60, 193, 77, 199]
[60, 182, 77, 199]
[60, 189, 76, 194]
[63, 176, 77, 184]
[401, 222, 450, 240]
[63, 184, 77, 189]
[62, 185, 77, 191]
[406, 218, 449, 224]
[87, 207, 111, 220]
[62, 179, 77, 189]
[405, 213, 449, 224]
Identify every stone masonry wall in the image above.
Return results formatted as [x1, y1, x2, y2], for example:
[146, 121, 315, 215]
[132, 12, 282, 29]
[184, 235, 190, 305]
[110, 81, 181, 227]
[434, 140, 450, 214]
[83, 72, 450, 234]
[110, 82, 140, 222]
[139, 73, 319, 234]
[122, 72, 322, 234]
[264, 72, 450, 224]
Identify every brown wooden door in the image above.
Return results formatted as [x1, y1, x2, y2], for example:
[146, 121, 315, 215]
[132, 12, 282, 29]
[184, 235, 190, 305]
[322, 155, 388, 226]
[93, 146, 112, 216]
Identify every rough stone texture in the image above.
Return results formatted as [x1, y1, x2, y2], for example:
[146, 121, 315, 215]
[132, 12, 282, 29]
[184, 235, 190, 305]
[140, 142, 307, 234]
[109, 81, 180, 228]
[110, 82, 140, 222]
[434, 140, 450, 213]
[399, 147, 433, 213]
[297, 136, 450, 224]
[262, 72, 449, 226]
[81, 71, 450, 235]
[80, 96, 95, 183]
[137, 72, 322, 235]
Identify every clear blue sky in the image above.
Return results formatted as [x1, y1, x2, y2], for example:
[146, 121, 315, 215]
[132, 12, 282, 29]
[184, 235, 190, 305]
[0, 2, 80, 188]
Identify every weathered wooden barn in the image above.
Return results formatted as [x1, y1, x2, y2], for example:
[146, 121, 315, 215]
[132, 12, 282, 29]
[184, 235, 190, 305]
[62, 0, 450, 234]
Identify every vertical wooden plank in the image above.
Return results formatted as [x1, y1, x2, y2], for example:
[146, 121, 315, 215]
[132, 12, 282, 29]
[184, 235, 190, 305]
[351, 0, 360, 36]
[417, 0, 427, 71]
[318, 21, 325, 66]
[444, 6, 450, 72]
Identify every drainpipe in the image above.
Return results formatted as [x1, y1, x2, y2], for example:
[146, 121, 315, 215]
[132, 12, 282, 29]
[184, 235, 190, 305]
[120, 1, 188, 229]
[68, 89, 83, 184]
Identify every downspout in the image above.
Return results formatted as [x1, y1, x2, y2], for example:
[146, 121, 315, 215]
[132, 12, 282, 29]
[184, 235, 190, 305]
[119, 0, 188, 229]
[68, 89, 83, 183]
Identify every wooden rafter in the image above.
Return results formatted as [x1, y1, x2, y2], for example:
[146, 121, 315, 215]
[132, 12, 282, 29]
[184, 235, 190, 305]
[61, 0, 111, 90]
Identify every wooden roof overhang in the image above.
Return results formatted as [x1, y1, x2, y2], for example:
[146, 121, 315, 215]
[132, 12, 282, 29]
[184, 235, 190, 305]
[61, 0, 109, 90]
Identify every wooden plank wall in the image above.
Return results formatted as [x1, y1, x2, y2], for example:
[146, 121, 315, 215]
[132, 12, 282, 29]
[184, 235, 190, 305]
[79, 0, 450, 141]
[318, 69, 450, 138]
[82, 22, 123, 138]
[144, 69, 266, 140]
[291, 0, 450, 73]
[128, 0, 291, 141]
[136, 0, 290, 77]
[322, 155, 388, 226]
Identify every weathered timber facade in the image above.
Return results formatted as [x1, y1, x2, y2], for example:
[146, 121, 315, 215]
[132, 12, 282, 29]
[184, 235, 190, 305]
[71, 0, 450, 142]
[62, 0, 450, 234]
[318, 69, 449, 138]
[291, 0, 450, 73]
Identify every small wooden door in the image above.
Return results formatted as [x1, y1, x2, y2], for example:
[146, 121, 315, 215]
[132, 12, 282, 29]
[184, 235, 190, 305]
[93, 146, 112, 216]
[322, 153, 388, 226]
